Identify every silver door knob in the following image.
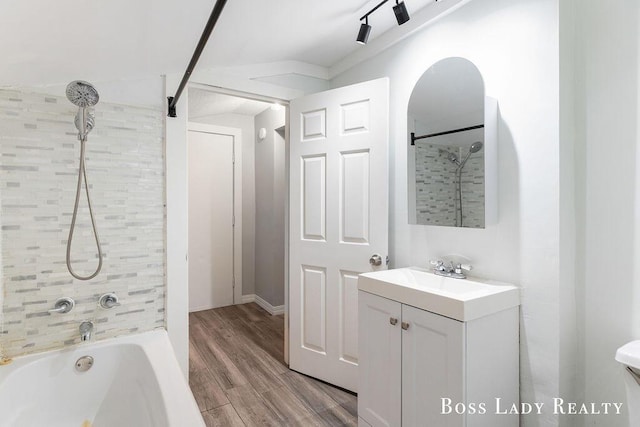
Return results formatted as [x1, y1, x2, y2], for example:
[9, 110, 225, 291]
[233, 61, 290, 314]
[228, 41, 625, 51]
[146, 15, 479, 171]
[390, 317, 398, 326]
[369, 254, 382, 266]
[401, 322, 410, 330]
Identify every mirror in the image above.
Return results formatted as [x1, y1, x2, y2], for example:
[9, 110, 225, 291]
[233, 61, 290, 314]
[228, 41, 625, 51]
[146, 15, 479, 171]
[408, 57, 495, 228]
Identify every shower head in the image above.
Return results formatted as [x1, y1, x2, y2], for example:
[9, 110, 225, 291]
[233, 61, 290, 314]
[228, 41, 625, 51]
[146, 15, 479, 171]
[66, 80, 99, 141]
[66, 81, 99, 108]
[458, 141, 484, 170]
[469, 141, 484, 153]
[74, 109, 95, 135]
[439, 148, 460, 166]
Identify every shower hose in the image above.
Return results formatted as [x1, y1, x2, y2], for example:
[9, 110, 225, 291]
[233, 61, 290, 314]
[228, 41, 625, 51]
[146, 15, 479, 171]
[66, 137, 103, 280]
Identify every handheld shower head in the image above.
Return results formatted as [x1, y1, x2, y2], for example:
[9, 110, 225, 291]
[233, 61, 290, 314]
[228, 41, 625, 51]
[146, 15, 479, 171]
[66, 81, 99, 141]
[458, 141, 484, 170]
[66, 81, 99, 108]
[74, 109, 95, 135]
[469, 141, 484, 153]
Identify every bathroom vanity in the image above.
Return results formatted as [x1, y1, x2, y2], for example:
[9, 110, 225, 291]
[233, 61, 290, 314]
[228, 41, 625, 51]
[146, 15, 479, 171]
[357, 267, 520, 427]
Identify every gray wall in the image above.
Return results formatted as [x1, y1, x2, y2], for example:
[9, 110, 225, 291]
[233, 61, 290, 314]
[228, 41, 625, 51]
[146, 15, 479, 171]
[254, 108, 286, 307]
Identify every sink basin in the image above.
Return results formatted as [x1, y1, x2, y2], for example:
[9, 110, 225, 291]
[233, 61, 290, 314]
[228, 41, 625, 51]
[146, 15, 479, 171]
[358, 267, 519, 321]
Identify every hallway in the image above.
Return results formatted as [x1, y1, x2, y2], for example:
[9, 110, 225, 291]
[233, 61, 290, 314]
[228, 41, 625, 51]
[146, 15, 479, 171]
[189, 303, 358, 426]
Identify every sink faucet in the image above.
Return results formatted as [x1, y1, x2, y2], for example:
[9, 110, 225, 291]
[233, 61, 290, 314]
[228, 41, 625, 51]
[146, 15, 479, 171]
[79, 321, 94, 342]
[430, 259, 472, 279]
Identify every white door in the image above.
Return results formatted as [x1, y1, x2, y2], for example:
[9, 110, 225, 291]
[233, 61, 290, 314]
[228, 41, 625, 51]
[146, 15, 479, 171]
[188, 126, 238, 312]
[358, 291, 402, 427]
[402, 305, 464, 427]
[289, 78, 389, 392]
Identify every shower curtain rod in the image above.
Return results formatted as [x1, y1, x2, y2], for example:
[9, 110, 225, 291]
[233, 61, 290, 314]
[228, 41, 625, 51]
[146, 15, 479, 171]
[410, 124, 484, 145]
[167, 0, 228, 118]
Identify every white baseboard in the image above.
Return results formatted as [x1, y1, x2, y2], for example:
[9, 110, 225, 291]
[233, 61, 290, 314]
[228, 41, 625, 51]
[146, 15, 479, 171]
[241, 294, 256, 304]
[189, 304, 217, 313]
[241, 294, 284, 315]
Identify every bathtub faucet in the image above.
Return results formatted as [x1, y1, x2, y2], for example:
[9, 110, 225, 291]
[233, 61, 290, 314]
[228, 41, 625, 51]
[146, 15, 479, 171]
[79, 321, 94, 342]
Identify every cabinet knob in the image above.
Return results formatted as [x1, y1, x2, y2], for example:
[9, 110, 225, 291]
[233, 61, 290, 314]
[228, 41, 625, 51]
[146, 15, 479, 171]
[390, 317, 398, 326]
[401, 322, 410, 330]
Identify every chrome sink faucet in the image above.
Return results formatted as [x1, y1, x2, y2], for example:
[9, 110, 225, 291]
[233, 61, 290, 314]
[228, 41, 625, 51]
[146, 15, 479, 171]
[79, 321, 94, 342]
[430, 259, 472, 279]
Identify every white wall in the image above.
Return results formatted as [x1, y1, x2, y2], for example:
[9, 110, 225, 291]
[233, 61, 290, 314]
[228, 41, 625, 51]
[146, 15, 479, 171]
[254, 108, 286, 307]
[189, 113, 257, 297]
[572, 1, 640, 426]
[331, 0, 561, 424]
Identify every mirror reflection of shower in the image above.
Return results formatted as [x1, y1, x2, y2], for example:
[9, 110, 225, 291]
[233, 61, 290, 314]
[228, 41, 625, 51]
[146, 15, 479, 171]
[65, 80, 103, 280]
[442, 141, 484, 227]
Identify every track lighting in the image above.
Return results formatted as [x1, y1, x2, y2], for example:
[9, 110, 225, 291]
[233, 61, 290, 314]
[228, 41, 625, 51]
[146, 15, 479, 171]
[393, 1, 410, 25]
[356, 0, 411, 45]
[357, 17, 372, 44]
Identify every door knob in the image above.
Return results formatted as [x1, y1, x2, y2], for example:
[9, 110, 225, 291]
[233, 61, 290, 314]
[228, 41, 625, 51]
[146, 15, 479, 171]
[401, 322, 410, 330]
[369, 254, 382, 266]
[390, 317, 398, 326]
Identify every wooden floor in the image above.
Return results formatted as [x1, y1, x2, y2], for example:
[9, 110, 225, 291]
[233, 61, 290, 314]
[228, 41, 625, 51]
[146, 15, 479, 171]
[189, 303, 358, 426]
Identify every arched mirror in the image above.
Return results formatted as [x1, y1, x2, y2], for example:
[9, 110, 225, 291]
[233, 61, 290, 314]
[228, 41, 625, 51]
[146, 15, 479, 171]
[407, 57, 496, 228]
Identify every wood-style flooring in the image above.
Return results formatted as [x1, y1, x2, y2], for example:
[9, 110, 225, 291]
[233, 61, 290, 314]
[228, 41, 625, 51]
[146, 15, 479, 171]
[189, 303, 358, 426]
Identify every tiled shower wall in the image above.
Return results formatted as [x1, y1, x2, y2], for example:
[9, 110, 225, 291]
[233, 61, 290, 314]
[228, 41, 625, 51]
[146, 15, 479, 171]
[0, 88, 165, 358]
[415, 142, 485, 227]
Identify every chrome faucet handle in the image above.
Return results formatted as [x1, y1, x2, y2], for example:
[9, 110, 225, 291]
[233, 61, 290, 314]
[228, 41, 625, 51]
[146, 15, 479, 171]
[48, 297, 75, 314]
[430, 260, 449, 272]
[454, 263, 473, 274]
[99, 293, 121, 309]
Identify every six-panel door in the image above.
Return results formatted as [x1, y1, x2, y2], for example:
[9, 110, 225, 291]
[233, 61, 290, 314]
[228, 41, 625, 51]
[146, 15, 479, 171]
[289, 78, 389, 392]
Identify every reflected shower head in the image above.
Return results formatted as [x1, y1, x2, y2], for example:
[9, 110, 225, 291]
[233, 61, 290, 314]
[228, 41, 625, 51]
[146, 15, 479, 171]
[439, 148, 460, 166]
[458, 141, 484, 170]
[66, 81, 99, 107]
[447, 152, 459, 164]
[469, 141, 483, 153]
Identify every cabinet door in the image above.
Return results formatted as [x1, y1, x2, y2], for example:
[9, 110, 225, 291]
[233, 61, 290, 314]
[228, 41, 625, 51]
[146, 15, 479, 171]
[358, 291, 402, 427]
[402, 305, 465, 427]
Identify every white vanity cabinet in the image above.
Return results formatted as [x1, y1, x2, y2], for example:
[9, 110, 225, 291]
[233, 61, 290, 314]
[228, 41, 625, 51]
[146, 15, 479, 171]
[358, 289, 519, 427]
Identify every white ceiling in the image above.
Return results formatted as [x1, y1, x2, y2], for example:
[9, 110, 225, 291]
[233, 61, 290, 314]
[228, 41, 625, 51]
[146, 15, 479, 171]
[188, 89, 272, 118]
[0, 0, 435, 86]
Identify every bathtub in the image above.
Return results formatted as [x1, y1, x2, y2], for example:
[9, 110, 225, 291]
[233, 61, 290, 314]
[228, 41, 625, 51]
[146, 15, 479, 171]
[0, 330, 204, 427]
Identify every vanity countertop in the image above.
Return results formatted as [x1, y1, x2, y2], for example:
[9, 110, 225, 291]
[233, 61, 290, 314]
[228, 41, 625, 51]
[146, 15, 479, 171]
[358, 267, 519, 321]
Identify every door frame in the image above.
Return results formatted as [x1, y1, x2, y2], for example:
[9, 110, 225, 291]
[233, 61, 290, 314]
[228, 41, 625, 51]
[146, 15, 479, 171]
[187, 122, 243, 307]
[165, 79, 292, 376]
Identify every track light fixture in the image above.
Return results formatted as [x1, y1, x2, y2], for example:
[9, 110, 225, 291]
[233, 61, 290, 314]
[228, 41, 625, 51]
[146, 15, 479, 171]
[393, 1, 410, 25]
[356, 0, 411, 45]
[357, 17, 372, 44]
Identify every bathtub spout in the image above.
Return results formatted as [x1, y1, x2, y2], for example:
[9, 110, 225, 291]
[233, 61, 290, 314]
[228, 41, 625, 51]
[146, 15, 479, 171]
[79, 321, 94, 342]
